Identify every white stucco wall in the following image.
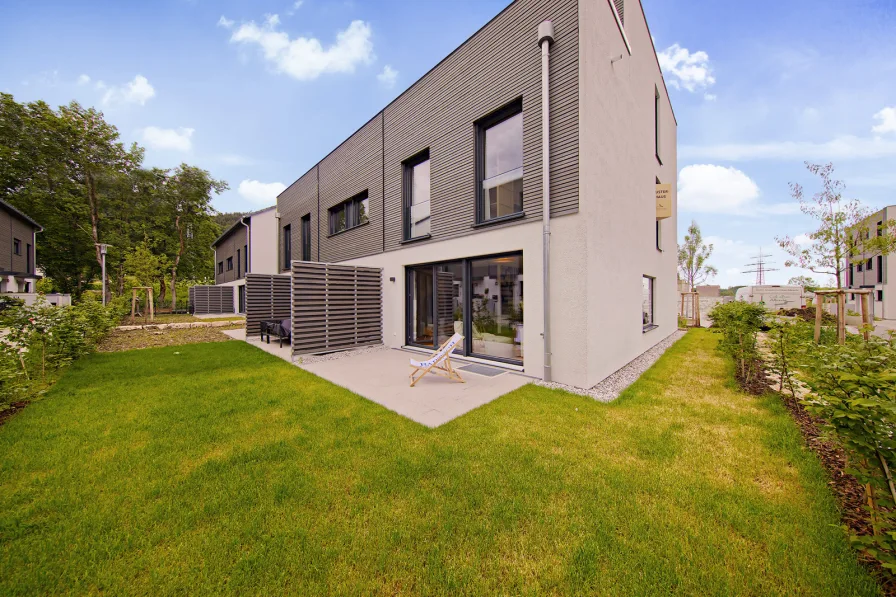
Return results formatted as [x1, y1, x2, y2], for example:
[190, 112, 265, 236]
[249, 208, 279, 275]
[577, 0, 679, 387]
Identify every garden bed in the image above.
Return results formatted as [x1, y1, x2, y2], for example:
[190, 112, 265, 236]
[98, 325, 241, 353]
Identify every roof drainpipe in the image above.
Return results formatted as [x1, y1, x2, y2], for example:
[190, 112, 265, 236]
[240, 217, 251, 274]
[539, 20, 555, 383]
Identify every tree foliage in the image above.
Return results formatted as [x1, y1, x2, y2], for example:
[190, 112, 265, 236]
[0, 93, 227, 300]
[677, 220, 718, 291]
[776, 162, 896, 289]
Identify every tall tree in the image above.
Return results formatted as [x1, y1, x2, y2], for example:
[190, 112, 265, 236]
[776, 162, 896, 289]
[787, 275, 818, 290]
[678, 220, 718, 291]
[160, 165, 227, 309]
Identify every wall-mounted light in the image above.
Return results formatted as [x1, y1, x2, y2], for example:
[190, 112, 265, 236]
[389, 277, 396, 283]
[610, 54, 624, 64]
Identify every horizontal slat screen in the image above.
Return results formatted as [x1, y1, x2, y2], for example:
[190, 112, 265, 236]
[245, 274, 292, 336]
[292, 262, 383, 355]
[189, 286, 235, 315]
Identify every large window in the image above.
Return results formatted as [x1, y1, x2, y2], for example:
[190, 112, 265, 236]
[406, 253, 523, 365]
[642, 276, 656, 331]
[301, 214, 311, 261]
[477, 100, 523, 223]
[329, 191, 369, 235]
[283, 224, 292, 268]
[403, 149, 431, 240]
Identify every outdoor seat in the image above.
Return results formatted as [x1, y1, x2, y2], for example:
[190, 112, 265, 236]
[262, 318, 292, 348]
[409, 333, 465, 387]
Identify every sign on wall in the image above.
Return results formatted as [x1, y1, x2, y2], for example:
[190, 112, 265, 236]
[656, 183, 673, 219]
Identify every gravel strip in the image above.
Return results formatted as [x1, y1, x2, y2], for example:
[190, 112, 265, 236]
[296, 344, 388, 365]
[535, 329, 687, 402]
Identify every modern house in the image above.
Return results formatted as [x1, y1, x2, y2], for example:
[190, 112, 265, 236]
[846, 204, 894, 320]
[1, 198, 42, 294]
[212, 206, 279, 313]
[276, 0, 678, 389]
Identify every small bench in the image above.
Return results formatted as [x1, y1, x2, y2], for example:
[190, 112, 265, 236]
[260, 319, 292, 348]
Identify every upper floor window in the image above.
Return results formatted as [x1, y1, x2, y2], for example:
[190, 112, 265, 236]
[867, 258, 873, 270]
[879, 256, 884, 284]
[477, 99, 523, 223]
[403, 149, 431, 240]
[217, 261, 224, 275]
[226, 256, 233, 271]
[244, 244, 248, 273]
[237, 249, 241, 277]
[13, 238, 21, 255]
[301, 215, 311, 261]
[329, 191, 369, 235]
[283, 224, 292, 268]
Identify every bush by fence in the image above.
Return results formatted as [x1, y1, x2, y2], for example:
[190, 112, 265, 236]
[0, 295, 122, 410]
[708, 301, 767, 390]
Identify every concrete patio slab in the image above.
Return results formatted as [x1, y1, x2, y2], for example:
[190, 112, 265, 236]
[223, 328, 293, 362]
[299, 349, 531, 427]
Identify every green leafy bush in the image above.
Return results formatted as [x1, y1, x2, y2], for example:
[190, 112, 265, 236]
[798, 336, 896, 572]
[0, 296, 120, 410]
[709, 301, 767, 387]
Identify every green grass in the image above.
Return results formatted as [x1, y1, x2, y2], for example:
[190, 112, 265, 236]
[0, 330, 878, 595]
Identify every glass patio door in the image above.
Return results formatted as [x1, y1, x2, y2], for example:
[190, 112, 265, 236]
[408, 266, 434, 347]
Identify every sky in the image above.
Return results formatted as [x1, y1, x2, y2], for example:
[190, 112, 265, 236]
[1, 0, 895, 287]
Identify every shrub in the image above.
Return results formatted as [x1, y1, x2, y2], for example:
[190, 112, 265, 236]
[709, 301, 767, 387]
[798, 336, 896, 573]
[0, 297, 119, 411]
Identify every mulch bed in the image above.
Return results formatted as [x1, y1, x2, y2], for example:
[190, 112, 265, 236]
[97, 326, 241, 353]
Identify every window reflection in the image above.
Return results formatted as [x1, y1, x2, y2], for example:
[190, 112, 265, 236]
[470, 255, 523, 362]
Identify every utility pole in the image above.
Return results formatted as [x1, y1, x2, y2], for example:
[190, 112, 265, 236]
[742, 248, 778, 285]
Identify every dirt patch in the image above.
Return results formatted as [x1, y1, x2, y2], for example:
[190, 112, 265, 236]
[0, 401, 29, 426]
[734, 358, 771, 395]
[98, 325, 241, 353]
[779, 307, 836, 324]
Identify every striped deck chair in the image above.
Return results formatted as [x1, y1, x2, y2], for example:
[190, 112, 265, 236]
[409, 333, 465, 387]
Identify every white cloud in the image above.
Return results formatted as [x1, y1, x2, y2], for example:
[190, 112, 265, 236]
[794, 233, 813, 246]
[678, 164, 800, 216]
[286, 1, 303, 16]
[228, 16, 374, 80]
[77, 74, 90, 85]
[872, 106, 896, 135]
[238, 179, 286, 205]
[216, 154, 255, 166]
[704, 93, 717, 102]
[377, 65, 398, 89]
[657, 43, 715, 92]
[218, 15, 234, 28]
[102, 75, 156, 106]
[140, 126, 194, 152]
[681, 135, 896, 161]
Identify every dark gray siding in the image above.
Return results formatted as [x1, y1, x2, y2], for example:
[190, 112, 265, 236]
[319, 114, 384, 262]
[189, 285, 235, 314]
[245, 274, 291, 336]
[1, 208, 38, 275]
[278, 167, 319, 270]
[277, 0, 579, 263]
[214, 226, 247, 284]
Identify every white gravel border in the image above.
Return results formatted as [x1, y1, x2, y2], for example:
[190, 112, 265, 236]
[296, 344, 388, 365]
[535, 329, 687, 402]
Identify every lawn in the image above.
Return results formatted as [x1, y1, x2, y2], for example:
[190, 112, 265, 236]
[0, 330, 879, 595]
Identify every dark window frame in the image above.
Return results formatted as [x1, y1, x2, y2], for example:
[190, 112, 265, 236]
[301, 214, 312, 261]
[878, 255, 884, 284]
[475, 98, 524, 226]
[217, 261, 224, 275]
[26, 243, 32, 273]
[867, 258, 873, 270]
[226, 256, 233, 272]
[283, 224, 292, 269]
[13, 238, 21, 256]
[642, 275, 657, 332]
[402, 148, 432, 242]
[878, 290, 884, 302]
[236, 249, 241, 277]
[244, 244, 248, 274]
[328, 190, 370, 236]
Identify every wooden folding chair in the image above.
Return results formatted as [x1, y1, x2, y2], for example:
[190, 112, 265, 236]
[409, 333, 465, 387]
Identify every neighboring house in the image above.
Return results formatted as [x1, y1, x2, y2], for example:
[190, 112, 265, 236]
[846, 204, 893, 320]
[696, 285, 720, 297]
[1, 199, 42, 294]
[276, 0, 678, 388]
[212, 206, 278, 313]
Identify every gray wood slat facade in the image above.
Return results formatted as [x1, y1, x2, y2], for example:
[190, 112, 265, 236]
[277, 0, 579, 265]
[189, 285, 234, 315]
[214, 226, 247, 284]
[291, 262, 383, 355]
[1, 207, 38, 276]
[245, 274, 292, 336]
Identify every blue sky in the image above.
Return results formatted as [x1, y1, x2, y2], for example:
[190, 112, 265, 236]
[1, 0, 895, 286]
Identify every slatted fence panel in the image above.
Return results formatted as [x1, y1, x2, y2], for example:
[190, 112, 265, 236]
[292, 262, 383, 355]
[245, 274, 292, 337]
[189, 285, 234, 315]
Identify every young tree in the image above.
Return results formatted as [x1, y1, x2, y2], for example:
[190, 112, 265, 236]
[787, 275, 818, 290]
[678, 220, 718, 291]
[776, 162, 896, 289]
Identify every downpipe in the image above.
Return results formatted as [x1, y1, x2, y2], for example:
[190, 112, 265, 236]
[539, 21, 555, 383]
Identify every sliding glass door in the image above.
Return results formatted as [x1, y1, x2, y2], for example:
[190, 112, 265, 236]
[406, 253, 522, 365]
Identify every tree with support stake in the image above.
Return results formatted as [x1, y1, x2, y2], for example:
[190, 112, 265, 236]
[130, 287, 155, 325]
